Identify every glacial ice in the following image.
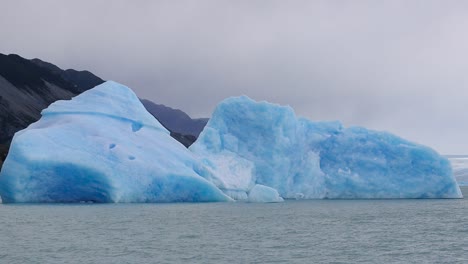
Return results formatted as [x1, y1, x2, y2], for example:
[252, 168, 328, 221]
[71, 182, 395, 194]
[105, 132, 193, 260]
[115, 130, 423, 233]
[0, 81, 231, 203]
[248, 184, 284, 203]
[0, 82, 462, 203]
[190, 96, 462, 199]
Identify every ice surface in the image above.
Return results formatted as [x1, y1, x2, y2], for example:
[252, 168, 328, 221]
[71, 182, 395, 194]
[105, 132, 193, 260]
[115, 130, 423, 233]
[191, 96, 462, 199]
[0, 81, 231, 203]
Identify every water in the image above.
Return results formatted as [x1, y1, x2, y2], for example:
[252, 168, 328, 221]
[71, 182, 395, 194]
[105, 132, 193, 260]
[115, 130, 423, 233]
[1, 188, 467, 264]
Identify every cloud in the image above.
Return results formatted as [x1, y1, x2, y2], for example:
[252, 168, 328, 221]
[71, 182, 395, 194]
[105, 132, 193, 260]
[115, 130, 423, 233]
[1, 0, 468, 153]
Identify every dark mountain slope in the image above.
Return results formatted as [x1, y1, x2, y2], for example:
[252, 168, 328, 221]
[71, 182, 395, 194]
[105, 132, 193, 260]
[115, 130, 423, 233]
[141, 99, 208, 137]
[0, 53, 105, 168]
[0, 54, 105, 144]
[31, 58, 104, 93]
[0, 54, 80, 94]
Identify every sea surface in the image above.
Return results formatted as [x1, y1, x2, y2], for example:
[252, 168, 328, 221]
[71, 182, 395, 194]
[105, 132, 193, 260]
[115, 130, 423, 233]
[0, 187, 467, 264]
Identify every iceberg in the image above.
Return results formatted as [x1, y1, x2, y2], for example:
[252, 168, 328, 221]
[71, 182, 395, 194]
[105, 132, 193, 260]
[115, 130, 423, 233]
[0, 81, 231, 203]
[190, 96, 462, 199]
[0, 82, 461, 203]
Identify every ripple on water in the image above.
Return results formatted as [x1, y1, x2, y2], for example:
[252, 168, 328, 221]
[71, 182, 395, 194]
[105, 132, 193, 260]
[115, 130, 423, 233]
[0, 187, 467, 263]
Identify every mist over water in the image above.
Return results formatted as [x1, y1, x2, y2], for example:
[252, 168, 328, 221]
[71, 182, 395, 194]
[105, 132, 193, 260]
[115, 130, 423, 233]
[0, 187, 467, 264]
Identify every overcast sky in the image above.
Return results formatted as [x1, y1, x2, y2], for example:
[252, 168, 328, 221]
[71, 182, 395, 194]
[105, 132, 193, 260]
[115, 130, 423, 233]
[1, 0, 467, 154]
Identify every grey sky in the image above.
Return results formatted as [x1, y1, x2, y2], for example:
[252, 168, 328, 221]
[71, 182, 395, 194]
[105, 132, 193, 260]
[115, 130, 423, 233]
[1, 0, 467, 154]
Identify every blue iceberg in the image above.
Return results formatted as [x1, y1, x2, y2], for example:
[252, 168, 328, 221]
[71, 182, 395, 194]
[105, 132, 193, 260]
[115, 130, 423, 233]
[190, 96, 462, 199]
[0, 82, 461, 203]
[0, 81, 231, 203]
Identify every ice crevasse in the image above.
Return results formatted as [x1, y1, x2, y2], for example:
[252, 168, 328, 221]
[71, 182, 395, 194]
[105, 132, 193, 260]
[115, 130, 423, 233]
[0, 81, 462, 203]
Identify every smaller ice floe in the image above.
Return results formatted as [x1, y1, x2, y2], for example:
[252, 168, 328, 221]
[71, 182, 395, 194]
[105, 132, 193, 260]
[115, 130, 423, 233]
[248, 184, 284, 203]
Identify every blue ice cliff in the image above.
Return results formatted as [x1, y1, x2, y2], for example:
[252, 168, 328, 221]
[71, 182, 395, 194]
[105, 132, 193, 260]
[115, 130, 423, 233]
[190, 96, 462, 199]
[0, 81, 231, 203]
[0, 82, 462, 203]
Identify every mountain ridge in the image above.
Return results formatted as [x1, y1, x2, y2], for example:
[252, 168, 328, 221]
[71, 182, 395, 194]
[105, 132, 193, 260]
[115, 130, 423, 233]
[141, 99, 208, 137]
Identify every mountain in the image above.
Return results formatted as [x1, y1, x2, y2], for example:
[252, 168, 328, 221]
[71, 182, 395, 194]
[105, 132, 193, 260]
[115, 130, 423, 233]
[0, 53, 105, 145]
[0, 53, 106, 167]
[31, 58, 104, 93]
[141, 99, 208, 137]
